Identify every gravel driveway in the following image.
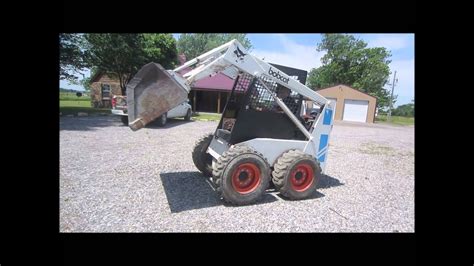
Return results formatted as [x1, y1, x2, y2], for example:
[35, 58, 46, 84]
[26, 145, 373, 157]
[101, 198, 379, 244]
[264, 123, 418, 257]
[60, 116, 414, 232]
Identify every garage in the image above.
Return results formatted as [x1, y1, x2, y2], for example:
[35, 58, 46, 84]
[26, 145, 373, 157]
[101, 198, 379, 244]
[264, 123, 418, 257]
[316, 84, 377, 123]
[343, 99, 369, 122]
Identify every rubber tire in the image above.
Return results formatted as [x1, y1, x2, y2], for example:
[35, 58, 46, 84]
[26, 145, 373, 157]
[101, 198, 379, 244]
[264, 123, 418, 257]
[272, 150, 321, 200]
[213, 145, 270, 205]
[192, 133, 214, 176]
[184, 109, 191, 121]
[156, 113, 167, 127]
[121, 116, 128, 126]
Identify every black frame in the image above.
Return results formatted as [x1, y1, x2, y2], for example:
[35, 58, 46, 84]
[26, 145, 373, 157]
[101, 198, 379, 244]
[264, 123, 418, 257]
[214, 66, 309, 146]
[101, 83, 111, 99]
[269, 63, 308, 84]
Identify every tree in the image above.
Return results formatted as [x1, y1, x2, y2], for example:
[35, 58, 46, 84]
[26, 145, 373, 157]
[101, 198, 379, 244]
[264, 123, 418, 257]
[177, 34, 252, 60]
[142, 34, 178, 69]
[83, 33, 177, 95]
[307, 34, 393, 108]
[392, 102, 414, 117]
[60, 33, 87, 82]
[80, 67, 99, 92]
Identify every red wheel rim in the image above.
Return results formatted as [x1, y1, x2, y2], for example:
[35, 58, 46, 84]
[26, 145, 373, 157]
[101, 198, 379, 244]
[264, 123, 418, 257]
[231, 163, 261, 194]
[290, 163, 314, 192]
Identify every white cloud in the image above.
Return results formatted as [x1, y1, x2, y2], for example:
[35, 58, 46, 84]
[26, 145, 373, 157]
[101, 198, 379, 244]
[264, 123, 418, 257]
[367, 34, 411, 50]
[385, 59, 415, 105]
[251, 35, 325, 72]
[249, 34, 414, 105]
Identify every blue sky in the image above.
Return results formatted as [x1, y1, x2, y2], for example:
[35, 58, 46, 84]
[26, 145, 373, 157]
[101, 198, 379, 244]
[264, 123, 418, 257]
[243, 34, 414, 106]
[61, 33, 414, 106]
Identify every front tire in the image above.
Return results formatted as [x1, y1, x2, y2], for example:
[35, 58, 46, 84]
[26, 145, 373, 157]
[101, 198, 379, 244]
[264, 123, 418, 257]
[272, 150, 321, 200]
[156, 113, 167, 127]
[213, 145, 270, 205]
[192, 133, 214, 176]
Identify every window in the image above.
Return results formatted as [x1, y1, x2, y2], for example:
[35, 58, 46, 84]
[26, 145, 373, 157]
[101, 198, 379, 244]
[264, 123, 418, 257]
[101, 84, 111, 99]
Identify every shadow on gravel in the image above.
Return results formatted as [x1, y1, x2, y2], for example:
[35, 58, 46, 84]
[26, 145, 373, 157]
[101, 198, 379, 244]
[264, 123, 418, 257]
[146, 118, 194, 129]
[60, 116, 119, 131]
[317, 174, 344, 189]
[269, 173, 343, 201]
[275, 190, 326, 201]
[160, 171, 278, 213]
[160, 172, 343, 213]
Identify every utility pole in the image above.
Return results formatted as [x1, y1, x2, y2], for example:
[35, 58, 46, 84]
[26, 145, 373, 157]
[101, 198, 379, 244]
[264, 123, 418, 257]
[387, 71, 397, 122]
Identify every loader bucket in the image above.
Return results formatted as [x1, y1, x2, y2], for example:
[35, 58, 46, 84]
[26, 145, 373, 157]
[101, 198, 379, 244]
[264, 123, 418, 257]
[126, 63, 189, 131]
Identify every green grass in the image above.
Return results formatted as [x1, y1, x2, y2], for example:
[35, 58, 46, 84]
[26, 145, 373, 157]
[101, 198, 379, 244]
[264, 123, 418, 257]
[191, 112, 222, 121]
[60, 92, 90, 101]
[60, 100, 92, 107]
[60, 100, 109, 115]
[375, 115, 414, 126]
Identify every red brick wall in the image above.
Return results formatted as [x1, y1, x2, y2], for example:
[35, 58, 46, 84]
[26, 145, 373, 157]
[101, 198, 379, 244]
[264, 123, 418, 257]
[90, 74, 122, 108]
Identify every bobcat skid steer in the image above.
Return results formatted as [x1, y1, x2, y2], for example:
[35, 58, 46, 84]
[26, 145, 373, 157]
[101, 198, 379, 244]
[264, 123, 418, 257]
[126, 40, 335, 205]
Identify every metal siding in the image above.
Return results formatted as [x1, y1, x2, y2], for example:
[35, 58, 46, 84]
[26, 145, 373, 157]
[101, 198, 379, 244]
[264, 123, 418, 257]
[317, 85, 376, 123]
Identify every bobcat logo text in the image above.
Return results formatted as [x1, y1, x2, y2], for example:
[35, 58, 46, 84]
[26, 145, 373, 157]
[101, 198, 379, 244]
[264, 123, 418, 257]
[268, 67, 289, 84]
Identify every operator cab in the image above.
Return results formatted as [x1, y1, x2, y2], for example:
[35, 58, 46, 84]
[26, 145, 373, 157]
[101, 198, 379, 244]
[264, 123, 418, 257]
[215, 72, 321, 146]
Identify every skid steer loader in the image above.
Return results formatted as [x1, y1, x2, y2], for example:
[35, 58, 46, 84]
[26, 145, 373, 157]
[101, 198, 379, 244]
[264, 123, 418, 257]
[126, 40, 335, 205]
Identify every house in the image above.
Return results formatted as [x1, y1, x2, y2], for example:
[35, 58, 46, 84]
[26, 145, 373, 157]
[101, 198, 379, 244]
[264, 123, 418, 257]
[188, 63, 307, 113]
[315, 84, 377, 123]
[89, 73, 122, 108]
[89, 55, 308, 112]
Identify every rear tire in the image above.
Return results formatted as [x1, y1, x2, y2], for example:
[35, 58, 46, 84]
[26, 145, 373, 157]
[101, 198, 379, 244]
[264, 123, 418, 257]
[184, 109, 192, 121]
[192, 133, 214, 176]
[121, 116, 128, 126]
[272, 150, 321, 200]
[156, 113, 167, 127]
[213, 145, 270, 205]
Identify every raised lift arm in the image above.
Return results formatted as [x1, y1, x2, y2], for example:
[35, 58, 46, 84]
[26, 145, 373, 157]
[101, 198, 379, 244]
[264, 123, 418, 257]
[175, 39, 329, 106]
[127, 39, 329, 131]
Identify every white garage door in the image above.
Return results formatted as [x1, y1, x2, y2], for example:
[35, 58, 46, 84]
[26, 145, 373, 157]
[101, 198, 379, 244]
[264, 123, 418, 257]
[343, 99, 369, 122]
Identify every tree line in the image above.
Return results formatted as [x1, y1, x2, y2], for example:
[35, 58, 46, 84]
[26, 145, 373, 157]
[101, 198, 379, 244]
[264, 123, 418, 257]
[60, 33, 399, 110]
